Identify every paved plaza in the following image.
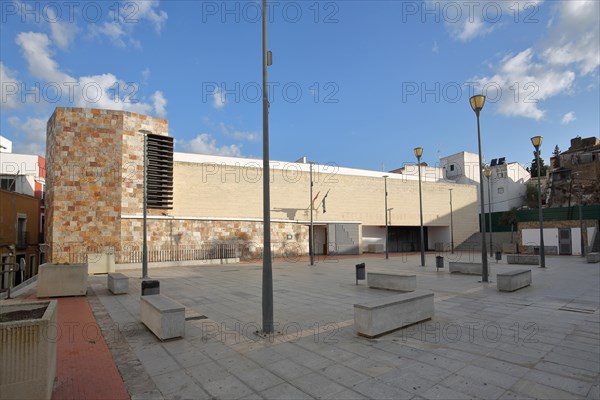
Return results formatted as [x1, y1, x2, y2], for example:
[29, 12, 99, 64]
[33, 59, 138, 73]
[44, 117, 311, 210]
[82, 253, 599, 399]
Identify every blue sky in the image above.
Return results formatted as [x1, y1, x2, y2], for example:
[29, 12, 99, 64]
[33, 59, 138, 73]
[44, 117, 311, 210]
[1, 0, 598, 171]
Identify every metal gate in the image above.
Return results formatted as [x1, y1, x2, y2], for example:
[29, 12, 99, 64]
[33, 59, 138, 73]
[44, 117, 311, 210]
[558, 229, 572, 255]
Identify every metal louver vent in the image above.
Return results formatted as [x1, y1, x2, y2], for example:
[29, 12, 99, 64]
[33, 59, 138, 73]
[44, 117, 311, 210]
[147, 133, 173, 209]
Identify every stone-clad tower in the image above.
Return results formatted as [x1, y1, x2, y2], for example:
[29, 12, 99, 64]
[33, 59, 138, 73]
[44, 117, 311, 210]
[45, 107, 170, 262]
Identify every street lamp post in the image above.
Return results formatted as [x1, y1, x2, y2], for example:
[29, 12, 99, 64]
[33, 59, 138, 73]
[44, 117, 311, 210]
[469, 95, 489, 282]
[531, 136, 546, 268]
[414, 147, 425, 267]
[138, 130, 150, 279]
[261, 0, 274, 334]
[484, 167, 493, 257]
[383, 175, 389, 259]
[449, 188, 454, 254]
[309, 162, 315, 266]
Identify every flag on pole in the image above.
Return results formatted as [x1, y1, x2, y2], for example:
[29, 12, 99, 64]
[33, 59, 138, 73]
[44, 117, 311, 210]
[312, 191, 320, 208]
[321, 189, 330, 213]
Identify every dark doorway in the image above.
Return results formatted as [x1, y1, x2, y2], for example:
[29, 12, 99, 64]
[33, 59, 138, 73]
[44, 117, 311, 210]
[388, 226, 428, 252]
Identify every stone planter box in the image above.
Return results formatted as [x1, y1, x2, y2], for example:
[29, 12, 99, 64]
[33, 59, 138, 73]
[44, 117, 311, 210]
[0, 300, 58, 400]
[88, 253, 115, 275]
[37, 263, 88, 297]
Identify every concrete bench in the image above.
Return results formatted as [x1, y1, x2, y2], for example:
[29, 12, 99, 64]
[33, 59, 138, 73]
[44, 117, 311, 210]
[497, 269, 532, 292]
[586, 253, 600, 263]
[140, 294, 185, 340]
[507, 254, 539, 265]
[449, 262, 482, 275]
[108, 273, 129, 294]
[354, 290, 434, 338]
[367, 273, 416, 292]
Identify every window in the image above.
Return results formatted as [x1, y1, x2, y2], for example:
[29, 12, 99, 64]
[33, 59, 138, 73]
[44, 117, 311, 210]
[450, 165, 455, 171]
[497, 187, 504, 194]
[17, 216, 27, 249]
[497, 172, 504, 178]
[1, 176, 16, 191]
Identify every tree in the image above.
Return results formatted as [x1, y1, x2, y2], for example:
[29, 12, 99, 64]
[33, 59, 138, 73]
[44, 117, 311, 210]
[499, 209, 518, 243]
[530, 150, 548, 177]
[552, 145, 561, 169]
[524, 183, 538, 208]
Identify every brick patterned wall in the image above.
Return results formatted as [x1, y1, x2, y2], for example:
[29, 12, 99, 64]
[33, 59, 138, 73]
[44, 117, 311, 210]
[46, 107, 168, 262]
[119, 218, 309, 255]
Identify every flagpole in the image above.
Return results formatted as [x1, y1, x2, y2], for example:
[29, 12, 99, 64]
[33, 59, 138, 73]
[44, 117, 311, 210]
[309, 162, 314, 266]
[261, 0, 274, 334]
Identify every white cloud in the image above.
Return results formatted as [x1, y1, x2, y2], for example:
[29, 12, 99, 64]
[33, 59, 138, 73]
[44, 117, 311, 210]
[455, 17, 493, 42]
[142, 68, 151, 82]
[432, 41, 439, 53]
[8, 116, 47, 155]
[437, 0, 544, 42]
[15, 32, 168, 117]
[218, 123, 258, 141]
[0, 63, 20, 109]
[472, 48, 575, 120]
[90, 22, 129, 48]
[16, 32, 71, 83]
[212, 87, 226, 109]
[92, 0, 167, 47]
[561, 111, 576, 124]
[179, 134, 241, 156]
[47, 7, 78, 50]
[469, 1, 597, 121]
[152, 91, 167, 117]
[131, 0, 168, 33]
[542, 1, 599, 75]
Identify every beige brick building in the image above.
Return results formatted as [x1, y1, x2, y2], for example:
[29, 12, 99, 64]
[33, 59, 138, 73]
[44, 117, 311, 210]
[46, 107, 479, 267]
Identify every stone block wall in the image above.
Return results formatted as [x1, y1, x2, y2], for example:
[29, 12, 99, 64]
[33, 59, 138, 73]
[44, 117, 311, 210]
[46, 107, 168, 262]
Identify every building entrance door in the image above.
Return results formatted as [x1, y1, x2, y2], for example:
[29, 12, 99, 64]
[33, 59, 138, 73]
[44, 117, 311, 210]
[558, 229, 572, 255]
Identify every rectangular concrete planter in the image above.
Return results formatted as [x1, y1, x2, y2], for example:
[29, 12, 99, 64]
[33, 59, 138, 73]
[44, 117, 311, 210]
[449, 262, 482, 275]
[140, 294, 185, 340]
[507, 255, 539, 265]
[354, 290, 434, 338]
[367, 273, 416, 292]
[108, 273, 129, 294]
[586, 253, 600, 263]
[497, 269, 532, 292]
[37, 263, 88, 297]
[0, 300, 57, 400]
[88, 253, 115, 275]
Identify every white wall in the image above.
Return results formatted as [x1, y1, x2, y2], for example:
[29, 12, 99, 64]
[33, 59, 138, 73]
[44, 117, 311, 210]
[362, 225, 385, 252]
[571, 228, 582, 255]
[1, 153, 42, 196]
[522, 228, 559, 248]
[0, 136, 12, 152]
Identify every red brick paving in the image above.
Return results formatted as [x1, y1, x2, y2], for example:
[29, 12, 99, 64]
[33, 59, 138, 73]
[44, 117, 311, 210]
[50, 297, 129, 400]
